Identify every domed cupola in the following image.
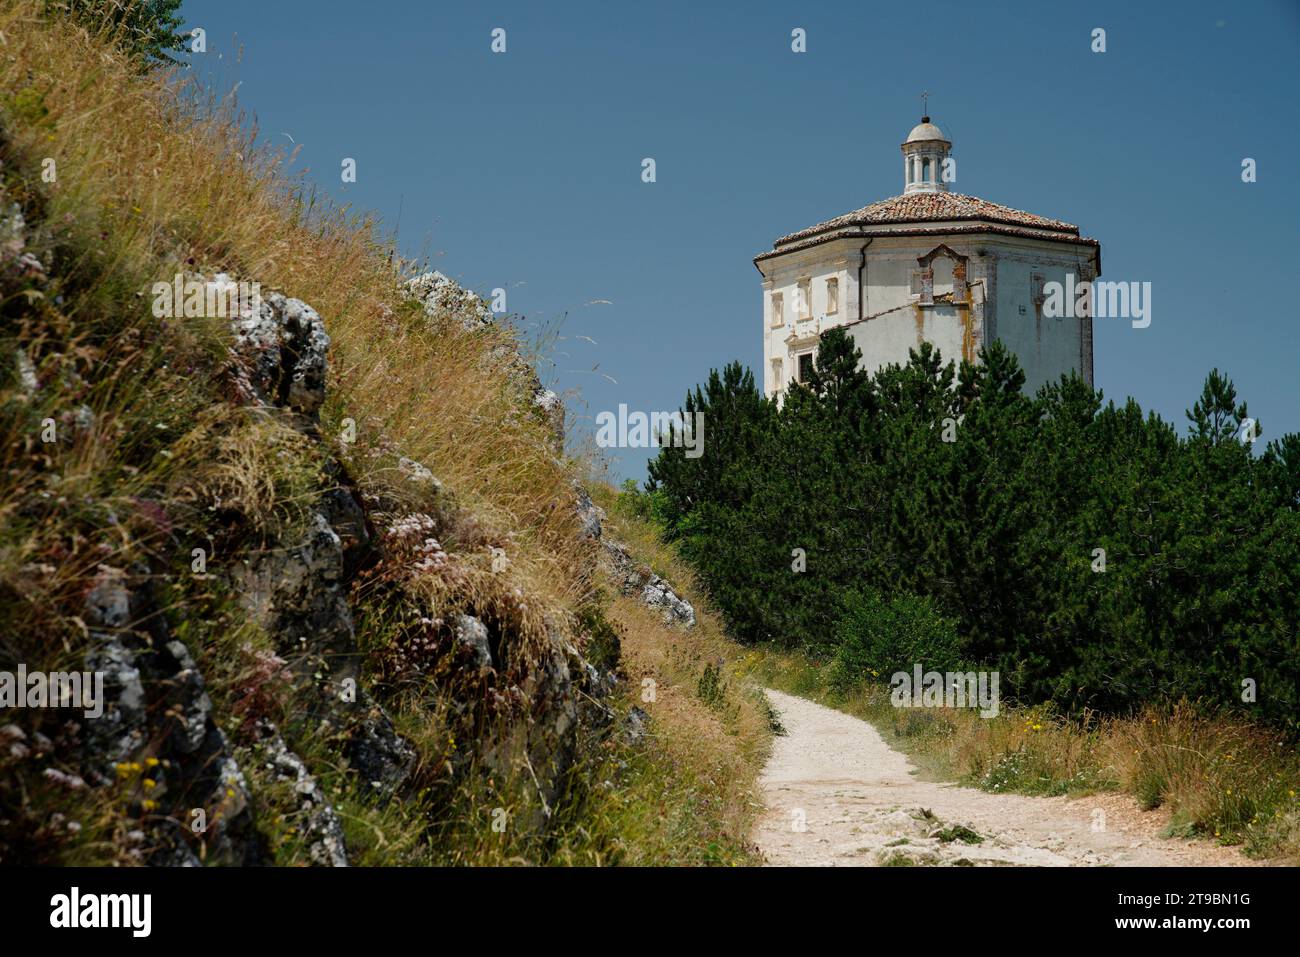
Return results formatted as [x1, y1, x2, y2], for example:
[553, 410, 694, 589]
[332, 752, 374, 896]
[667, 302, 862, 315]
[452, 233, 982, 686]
[901, 116, 951, 195]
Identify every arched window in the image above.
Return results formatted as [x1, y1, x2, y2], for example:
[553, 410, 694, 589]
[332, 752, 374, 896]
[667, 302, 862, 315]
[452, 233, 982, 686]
[922, 157, 932, 182]
[916, 244, 970, 307]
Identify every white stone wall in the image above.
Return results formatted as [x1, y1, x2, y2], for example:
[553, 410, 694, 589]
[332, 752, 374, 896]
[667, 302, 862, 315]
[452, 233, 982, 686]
[758, 232, 1097, 398]
[844, 302, 971, 379]
[985, 239, 1097, 393]
[760, 248, 855, 395]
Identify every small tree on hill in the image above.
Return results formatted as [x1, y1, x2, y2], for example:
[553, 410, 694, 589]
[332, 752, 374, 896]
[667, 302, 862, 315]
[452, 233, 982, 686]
[49, 0, 186, 65]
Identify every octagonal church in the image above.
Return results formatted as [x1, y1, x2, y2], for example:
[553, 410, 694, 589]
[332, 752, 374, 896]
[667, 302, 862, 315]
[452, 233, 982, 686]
[755, 116, 1101, 398]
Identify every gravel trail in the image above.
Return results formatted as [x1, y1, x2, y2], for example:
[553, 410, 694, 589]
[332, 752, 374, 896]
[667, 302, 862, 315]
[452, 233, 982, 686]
[754, 689, 1248, 867]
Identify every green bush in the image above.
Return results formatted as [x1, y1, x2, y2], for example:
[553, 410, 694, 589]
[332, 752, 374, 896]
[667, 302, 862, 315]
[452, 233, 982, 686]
[829, 587, 964, 691]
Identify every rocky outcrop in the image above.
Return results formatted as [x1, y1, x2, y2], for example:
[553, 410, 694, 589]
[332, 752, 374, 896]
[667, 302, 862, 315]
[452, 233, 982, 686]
[225, 290, 418, 803]
[32, 270, 423, 868]
[574, 483, 606, 542]
[257, 730, 348, 867]
[223, 270, 614, 828]
[346, 705, 417, 795]
[640, 575, 697, 628]
[404, 271, 566, 454]
[227, 283, 331, 420]
[624, 706, 651, 746]
[404, 270, 493, 331]
[80, 565, 265, 866]
[453, 614, 494, 670]
[398, 455, 443, 492]
[604, 540, 696, 628]
[3, 160, 618, 861]
[230, 506, 417, 800]
[534, 388, 565, 452]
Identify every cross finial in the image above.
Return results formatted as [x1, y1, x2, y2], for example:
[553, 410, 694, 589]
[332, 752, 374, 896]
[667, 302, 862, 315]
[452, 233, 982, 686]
[920, 90, 929, 118]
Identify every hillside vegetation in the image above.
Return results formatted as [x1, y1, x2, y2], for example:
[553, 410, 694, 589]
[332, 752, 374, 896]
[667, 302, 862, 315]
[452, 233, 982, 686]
[648, 330, 1300, 730]
[641, 328, 1300, 861]
[0, 1, 768, 865]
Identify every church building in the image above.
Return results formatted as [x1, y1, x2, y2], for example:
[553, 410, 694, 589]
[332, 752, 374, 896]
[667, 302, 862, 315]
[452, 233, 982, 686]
[755, 116, 1101, 398]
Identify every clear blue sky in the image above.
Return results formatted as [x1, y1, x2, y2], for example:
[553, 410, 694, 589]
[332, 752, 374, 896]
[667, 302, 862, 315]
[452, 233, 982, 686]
[183, 0, 1300, 481]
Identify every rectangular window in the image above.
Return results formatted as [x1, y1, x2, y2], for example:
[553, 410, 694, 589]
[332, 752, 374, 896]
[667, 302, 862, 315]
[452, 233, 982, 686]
[770, 292, 783, 327]
[797, 352, 815, 383]
[797, 278, 811, 320]
[825, 277, 839, 315]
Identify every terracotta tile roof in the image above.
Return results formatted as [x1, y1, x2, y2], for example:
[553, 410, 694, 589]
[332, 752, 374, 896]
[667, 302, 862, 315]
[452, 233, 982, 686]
[774, 192, 1081, 246]
[757, 220, 1101, 259]
[754, 192, 1099, 267]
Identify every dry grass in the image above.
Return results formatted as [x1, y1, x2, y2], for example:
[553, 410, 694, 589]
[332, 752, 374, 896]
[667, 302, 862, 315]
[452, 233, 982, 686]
[592, 486, 772, 864]
[167, 406, 326, 536]
[0, 0, 591, 628]
[0, 2, 776, 865]
[1102, 703, 1300, 858]
[222, 504, 776, 866]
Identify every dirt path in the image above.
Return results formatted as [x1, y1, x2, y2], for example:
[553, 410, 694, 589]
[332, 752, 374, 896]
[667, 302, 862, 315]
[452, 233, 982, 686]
[754, 689, 1249, 867]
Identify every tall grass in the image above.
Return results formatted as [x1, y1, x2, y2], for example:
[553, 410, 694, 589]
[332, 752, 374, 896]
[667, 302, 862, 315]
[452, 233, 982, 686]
[0, 0, 590, 625]
[0, 1, 770, 865]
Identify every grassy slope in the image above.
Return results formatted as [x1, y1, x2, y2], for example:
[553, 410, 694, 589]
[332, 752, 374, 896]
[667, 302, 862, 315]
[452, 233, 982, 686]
[0, 2, 768, 865]
[590, 486, 773, 864]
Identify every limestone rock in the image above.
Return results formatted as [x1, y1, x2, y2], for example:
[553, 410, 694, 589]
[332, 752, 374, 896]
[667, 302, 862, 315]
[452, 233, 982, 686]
[233, 512, 354, 661]
[83, 634, 147, 767]
[160, 640, 213, 754]
[347, 704, 417, 795]
[228, 284, 331, 418]
[405, 271, 493, 331]
[79, 567, 264, 865]
[398, 455, 444, 492]
[261, 731, 348, 867]
[624, 706, 651, 746]
[453, 613, 494, 670]
[574, 484, 605, 542]
[533, 388, 565, 451]
[604, 539, 696, 627]
[641, 574, 697, 628]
